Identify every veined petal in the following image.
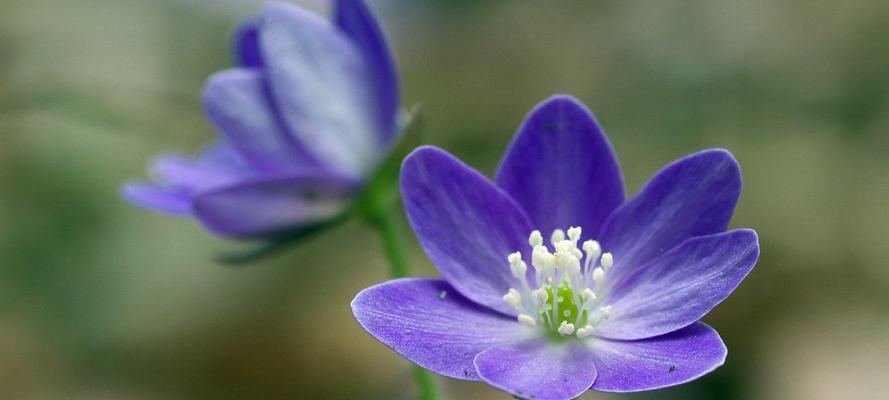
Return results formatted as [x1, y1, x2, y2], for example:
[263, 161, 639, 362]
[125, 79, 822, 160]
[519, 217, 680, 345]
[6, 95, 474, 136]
[590, 322, 727, 392]
[495, 95, 624, 237]
[599, 149, 742, 284]
[260, 2, 380, 178]
[203, 68, 316, 171]
[474, 338, 597, 400]
[234, 20, 262, 68]
[192, 170, 358, 238]
[334, 0, 399, 146]
[400, 146, 534, 316]
[351, 278, 527, 380]
[122, 182, 190, 216]
[597, 230, 759, 340]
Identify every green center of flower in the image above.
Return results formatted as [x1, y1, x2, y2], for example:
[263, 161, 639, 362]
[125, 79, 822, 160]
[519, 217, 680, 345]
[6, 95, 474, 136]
[502, 227, 614, 339]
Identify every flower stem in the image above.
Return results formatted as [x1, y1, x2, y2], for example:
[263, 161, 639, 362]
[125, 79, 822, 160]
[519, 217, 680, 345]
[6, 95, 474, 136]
[373, 211, 410, 278]
[370, 211, 440, 400]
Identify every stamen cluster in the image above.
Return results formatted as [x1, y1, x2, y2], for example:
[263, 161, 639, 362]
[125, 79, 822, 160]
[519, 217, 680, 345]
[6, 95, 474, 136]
[502, 226, 614, 339]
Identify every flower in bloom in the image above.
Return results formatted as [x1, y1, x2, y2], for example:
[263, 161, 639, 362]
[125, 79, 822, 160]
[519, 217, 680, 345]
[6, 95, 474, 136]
[352, 95, 759, 399]
[123, 0, 399, 238]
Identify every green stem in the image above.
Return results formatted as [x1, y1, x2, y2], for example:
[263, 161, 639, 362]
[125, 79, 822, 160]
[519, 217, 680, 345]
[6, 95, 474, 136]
[373, 211, 410, 278]
[370, 211, 441, 400]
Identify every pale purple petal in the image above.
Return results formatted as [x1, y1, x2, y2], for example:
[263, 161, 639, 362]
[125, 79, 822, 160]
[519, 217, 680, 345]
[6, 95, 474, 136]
[597, 230, 759, 340]
[192, 170, 358, 238]
[203, 68, 317, 171]
[234, 20, 262, 68]
[495, 95, 624, 238]
[474, 339, 596, 400]
[352, 278, 528, 380]
[194, 141, 250, 169]
[334, 0, 399, 145]
[599, 149, 741, 284]
[590, 322, 727, 392]
[260, 2, 381, 178]
[400, 147, 534, 316]
[122, 182, 190, 216]
[149, 153, 250, 195]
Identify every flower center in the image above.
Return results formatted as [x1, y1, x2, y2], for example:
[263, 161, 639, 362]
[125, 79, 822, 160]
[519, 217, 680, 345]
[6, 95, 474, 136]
[502, 226, 614, 339]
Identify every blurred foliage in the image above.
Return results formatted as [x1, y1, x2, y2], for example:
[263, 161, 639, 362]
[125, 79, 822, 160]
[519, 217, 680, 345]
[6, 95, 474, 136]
[1, 0, 888, 399]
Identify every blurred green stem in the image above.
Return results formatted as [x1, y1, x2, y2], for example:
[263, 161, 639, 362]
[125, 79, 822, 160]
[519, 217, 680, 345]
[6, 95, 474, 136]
[373, 211, 410, 278]
[370, 211, 440, 400]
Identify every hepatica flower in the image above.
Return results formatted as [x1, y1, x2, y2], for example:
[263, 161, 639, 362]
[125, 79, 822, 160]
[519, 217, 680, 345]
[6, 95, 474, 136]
[353, 96, 760, 399]
[123, 0, 399, 238]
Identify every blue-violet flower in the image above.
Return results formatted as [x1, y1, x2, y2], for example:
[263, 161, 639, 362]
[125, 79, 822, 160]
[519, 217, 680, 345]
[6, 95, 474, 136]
[123, 0, 399, 238]
[352, 95, 760, 399]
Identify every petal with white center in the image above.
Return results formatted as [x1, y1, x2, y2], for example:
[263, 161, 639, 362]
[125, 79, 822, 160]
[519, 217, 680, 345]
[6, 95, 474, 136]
[599, 149, 742, 284]
[400, 146, 535, 316]
[597, 230, 759, 340]
[352, 278, 527, 380]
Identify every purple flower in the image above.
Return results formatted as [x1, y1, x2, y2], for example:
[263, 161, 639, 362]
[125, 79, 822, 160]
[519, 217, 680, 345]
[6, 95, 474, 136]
[123, 0, 399, 238]
[352, 96, 759, 399]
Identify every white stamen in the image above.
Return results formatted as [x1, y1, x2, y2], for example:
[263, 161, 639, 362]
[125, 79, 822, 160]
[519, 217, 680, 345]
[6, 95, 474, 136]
[550, 229, 565, 246]
[557, 321, 575, 336]
[576, 325, 595, 339]
[567, 226, 582, 243]
[555, 242, 581, 275]
[532, 288, 549, 305]
[508, 251, 522, 265]
[592, 267, 605, 285]
[600, 305, 612, 320]
[504, 228, 616, 339]
[518, 314, 537, 327]
[503, 289, 522, 311]
[583, 240, 601, 271]
[582, 240, 601, 257]
[531, 245, 554, 275]
[581, 288, 597, 303]
[508, 252, 527, 278]
[601, 252, 613, 270]
[528, 230, 543, 247]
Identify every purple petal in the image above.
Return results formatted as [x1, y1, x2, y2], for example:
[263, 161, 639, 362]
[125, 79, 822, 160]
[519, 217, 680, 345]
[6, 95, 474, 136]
[597, 230, 759, 340]
[122, 182, 190, 216]
[149, 153, 250, 195]
[599, 149, 742, 284]
[474, 339, 596, 400]
[333, 0, 399, 146]
[400, 147, 534, 315]
[192, 170, 358, 238]
[203, 68, 318, 171]
[352, 278, 528, 380]
[590, 322, 727, 392]
[259, 2, 381, 178]
[234, 20, 262, 68]
[194, 141, 251, 169]
[495, 95, 624, 238]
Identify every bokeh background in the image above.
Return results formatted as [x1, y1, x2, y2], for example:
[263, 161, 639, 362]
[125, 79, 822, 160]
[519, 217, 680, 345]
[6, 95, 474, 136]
[2, 0, 888, 398]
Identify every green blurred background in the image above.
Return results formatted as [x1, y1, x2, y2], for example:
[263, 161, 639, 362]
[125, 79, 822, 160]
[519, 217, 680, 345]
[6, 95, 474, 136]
[1, 0, 888, 398]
